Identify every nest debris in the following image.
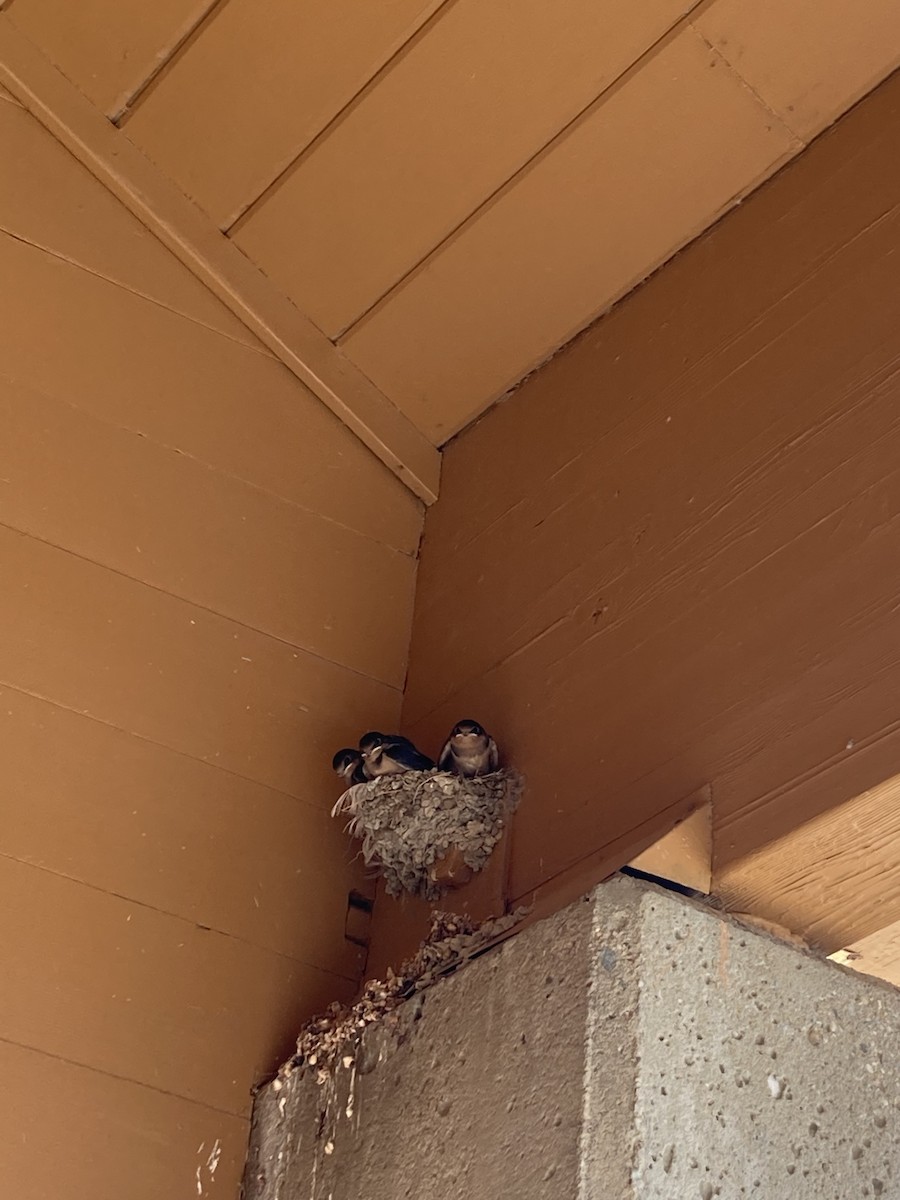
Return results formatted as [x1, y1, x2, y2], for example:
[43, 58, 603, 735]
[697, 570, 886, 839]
[331, 767, 523, 899]
[270, 907, 528, 1092]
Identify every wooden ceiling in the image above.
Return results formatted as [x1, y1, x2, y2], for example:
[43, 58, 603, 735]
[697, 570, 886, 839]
[5, 0, 900, 448]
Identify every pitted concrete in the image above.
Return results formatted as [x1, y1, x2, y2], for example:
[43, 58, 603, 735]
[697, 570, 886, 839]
[633, 896, 900, 1199]
[243, 878, 900, 1200]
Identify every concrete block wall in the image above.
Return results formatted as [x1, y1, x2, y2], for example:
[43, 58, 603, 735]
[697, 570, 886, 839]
[244, 878, 900, 1199]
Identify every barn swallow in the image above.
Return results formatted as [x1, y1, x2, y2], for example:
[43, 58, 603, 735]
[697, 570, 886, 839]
[358, 731, 435, 778]
[358, 730, 414, 756]
[438, 719, 499, 778]
[332, 748, 367, 786]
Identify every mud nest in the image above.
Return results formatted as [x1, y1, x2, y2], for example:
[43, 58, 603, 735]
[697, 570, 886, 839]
[270, 908, 528, 1090]
[331, 767, 523, 899]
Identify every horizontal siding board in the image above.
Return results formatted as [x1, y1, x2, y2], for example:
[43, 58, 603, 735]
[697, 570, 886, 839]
[399, 70, 900, 908]
[0, 526, 401, 799]
[0, 685, 364, 972]
[402, 210, 900, 721]
[0, 375, 416, 687]
[405, 392, 900, 900]
[0, 857, 352, 1116]
[0, 1039, 248, 1200]
[0, 98, 262, 347]
[0, 231, 423, 555]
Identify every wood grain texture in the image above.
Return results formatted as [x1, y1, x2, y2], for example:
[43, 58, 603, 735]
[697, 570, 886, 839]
[0, 232, 422, 554]
[695, 0, 900, 140]
[5, 0, 216, 114]
[0, 1040, 248, 1200]
[0, 97, 258, 345]
[232, 0, 694, 336]
[715, 769, 900, 954]
[341, 27, 798, 444]
[400, 72, 900, 911]
[0, 374, 416, 688]
[0, 685, 365, 972]
[0, 858, 352, 1116]
[123, 0, 444, 227]
[843, 919, 900, 989]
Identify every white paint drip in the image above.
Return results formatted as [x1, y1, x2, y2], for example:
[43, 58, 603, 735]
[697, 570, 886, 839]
[194, 1136, 221, 1196]
[207, 1140, 222, 1178]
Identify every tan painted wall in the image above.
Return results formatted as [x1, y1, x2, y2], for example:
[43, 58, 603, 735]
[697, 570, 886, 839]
[400, 74, 900, 925]
[0, 92, 422, 1199]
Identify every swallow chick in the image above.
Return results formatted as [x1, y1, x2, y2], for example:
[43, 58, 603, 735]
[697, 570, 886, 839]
[332, 748, 367, 787]
[358, 730, 435, 778]
[438, 719, 499, 778]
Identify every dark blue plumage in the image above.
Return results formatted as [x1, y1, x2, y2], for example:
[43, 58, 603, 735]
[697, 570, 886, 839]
[358, 731, 434, 778]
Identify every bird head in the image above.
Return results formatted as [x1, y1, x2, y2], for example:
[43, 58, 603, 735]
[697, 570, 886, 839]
[332, 748, 361, 778]
[451, 719, 486, 742]
[359, 731, 387, 763]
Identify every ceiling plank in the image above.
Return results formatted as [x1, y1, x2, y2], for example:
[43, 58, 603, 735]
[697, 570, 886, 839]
[5, 0, 218, 116]
[695, 0, 900, 141]
[339, 28, 799, 445]
[232, 0, 697, 338]
[121, 0, 447, 229]
[0, 16, 440, 504]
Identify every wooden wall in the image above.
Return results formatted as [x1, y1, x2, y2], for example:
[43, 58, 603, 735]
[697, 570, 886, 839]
[0, 91, 422, 1199]
[399, 73, 900, 939]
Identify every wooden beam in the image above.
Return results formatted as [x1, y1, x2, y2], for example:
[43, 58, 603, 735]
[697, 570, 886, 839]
[716, 766, 900, 954]
[629, 797, 712, 892]
[517, 784, 709, 927]
[0, 17, 441, 505]
[830, 921, 900, 988]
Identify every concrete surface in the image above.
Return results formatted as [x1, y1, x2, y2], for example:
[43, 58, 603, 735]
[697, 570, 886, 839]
[243, 877, 900, 1199]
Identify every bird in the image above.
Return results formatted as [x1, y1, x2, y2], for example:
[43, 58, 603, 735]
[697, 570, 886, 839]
[438, 719, 499, 778]
[332, 748, 367, 787]
[358, 730, 435, 778]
